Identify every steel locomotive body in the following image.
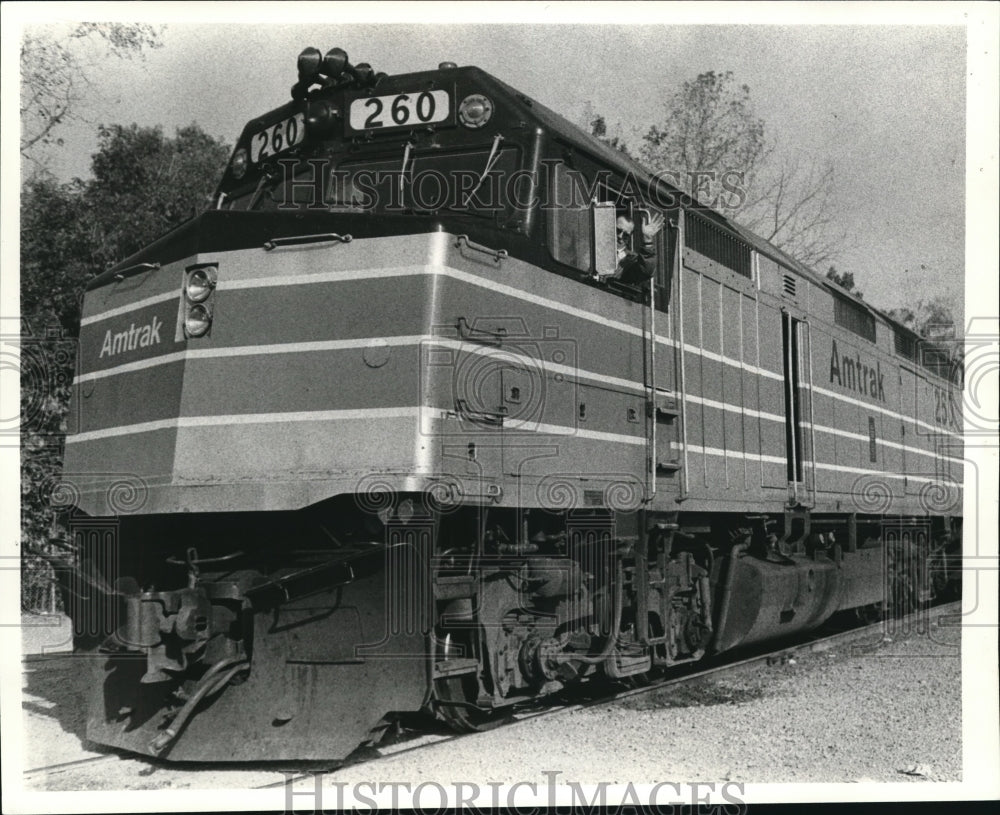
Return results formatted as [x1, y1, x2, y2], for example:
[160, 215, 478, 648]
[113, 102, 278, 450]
[61, 49, 963, 761]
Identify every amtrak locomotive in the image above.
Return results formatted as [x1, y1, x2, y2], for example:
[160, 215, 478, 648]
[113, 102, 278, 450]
[62, 48, 963, 761]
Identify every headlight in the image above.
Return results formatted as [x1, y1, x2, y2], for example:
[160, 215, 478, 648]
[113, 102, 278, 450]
[184, 304, 212, 338]
[458, 94, 493, 129]
[185, 268, 215, 303]
[306, 99, 341, 133]
[231, 148, 249, 180]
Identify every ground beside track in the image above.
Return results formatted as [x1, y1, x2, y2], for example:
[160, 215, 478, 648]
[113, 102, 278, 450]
[20, 607, 960, 790]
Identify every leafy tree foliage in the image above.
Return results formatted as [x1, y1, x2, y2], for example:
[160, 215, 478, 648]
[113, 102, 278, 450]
[20, 22, 163, 164]
[20, 124, 230, 608]
[887, 296, 960, 341]
[825, 266, 862, 299]
[85, 124, 232, 267]
[639, 71, 767, 190]
[587, 112, 633, 158]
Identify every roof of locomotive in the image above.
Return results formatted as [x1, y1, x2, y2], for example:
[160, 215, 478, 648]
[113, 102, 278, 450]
[223, 62, 943, 352]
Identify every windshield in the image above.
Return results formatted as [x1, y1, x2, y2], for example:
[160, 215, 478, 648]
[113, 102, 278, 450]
[226, 145, 521, 218]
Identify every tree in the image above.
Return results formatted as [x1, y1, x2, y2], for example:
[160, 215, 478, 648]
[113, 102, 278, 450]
[640, 71, 767, 193]
[84, 124, 232, 268]
[825, 266, 863, 299]
[587, 112, 632, 157]
[743, 155, 842, 269]
[20, 22, 163, 165]
[887, 296, 960, 341]
[625, 71, 842, 269]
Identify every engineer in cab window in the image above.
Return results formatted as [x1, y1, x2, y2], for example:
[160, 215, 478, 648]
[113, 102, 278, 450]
[610, 211, 665, 285]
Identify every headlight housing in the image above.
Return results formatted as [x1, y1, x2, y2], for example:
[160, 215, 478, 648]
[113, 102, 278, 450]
[184, 304, 212, 338]
[231, 148, 249, 180]
[458, 94, 493, 129]
[185, 268, 215, 303]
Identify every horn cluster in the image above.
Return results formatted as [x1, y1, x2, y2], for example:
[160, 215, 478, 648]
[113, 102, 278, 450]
[291, 47, 387, 100]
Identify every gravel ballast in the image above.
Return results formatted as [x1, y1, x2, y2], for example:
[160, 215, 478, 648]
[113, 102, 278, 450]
[18, 609, 961, 792]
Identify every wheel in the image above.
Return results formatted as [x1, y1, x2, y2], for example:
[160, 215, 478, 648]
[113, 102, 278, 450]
[432, 629, 500, 732]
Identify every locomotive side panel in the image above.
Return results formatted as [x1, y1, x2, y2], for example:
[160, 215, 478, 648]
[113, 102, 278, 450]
[671, 260, 790, 511]
[804, 290, 962, 515]
[428, 245, 651, 509]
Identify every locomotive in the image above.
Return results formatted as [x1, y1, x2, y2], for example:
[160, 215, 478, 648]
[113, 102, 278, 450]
[61, 48, 963, 761]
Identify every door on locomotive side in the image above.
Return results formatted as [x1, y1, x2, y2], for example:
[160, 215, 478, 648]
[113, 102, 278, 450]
[780, 309, 814, 505]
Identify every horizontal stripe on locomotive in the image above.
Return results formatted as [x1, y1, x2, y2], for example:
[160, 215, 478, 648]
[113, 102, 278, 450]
[673, 442, 958, 487]
[803, 421, 964, 463]
[807, 382, 961, 440]
[65, 406, 647, 447]
[80, 289, 180, 327]
[65, 407, 420, 444]
[71, 347, 427, 434]
[73, 335, 426, 384]
[685, 396, 960, 464]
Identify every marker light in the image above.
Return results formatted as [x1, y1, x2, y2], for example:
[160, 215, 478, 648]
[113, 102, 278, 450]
[354, 63, 374, 86]
[185, 268, 215, 303]
[297, 47, 323, 77]
[322, 48, 349, 78]
[231, 148, 248, 180]
[458, 94, 494, 129]
[184, 304, 212, 338]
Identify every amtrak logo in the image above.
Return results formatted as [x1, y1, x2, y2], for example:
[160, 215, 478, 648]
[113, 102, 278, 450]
[99, 316, 163, 358]
[829, 339, 885, 403]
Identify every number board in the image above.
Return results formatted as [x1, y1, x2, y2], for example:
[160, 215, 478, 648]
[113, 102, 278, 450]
[347, 89, 452, 133]
[250, 112, 306, 163]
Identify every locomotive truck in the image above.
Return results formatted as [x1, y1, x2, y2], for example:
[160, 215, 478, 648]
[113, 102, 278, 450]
[60, 48, 963, 761]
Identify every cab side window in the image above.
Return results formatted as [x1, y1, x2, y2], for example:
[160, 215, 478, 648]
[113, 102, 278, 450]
[547, 162, 592, 273]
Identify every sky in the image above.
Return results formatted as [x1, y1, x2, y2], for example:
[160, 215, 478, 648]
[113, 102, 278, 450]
[5, 2, 996, 326]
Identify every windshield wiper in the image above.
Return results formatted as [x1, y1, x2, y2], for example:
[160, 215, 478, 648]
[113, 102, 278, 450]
[399, 140, 414, 204]
[462, 134, 505, 207]
[248, 166, 280, 210]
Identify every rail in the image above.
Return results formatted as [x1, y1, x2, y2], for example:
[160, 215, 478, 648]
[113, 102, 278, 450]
[113, 262, 160, 282]
[263, 232, 353, 251]
[675, 210, 690, 499]
[454, 234, 508, 264]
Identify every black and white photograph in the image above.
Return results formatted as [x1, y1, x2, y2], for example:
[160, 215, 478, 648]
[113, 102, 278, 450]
[2, 2, 998, 811]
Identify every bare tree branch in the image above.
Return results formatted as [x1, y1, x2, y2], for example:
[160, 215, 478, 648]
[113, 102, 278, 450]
[20, 23, 163, 165]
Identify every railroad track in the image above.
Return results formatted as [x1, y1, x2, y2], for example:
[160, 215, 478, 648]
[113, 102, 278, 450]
[22, 753, 123, 784]
[23, 600, 959, 788]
